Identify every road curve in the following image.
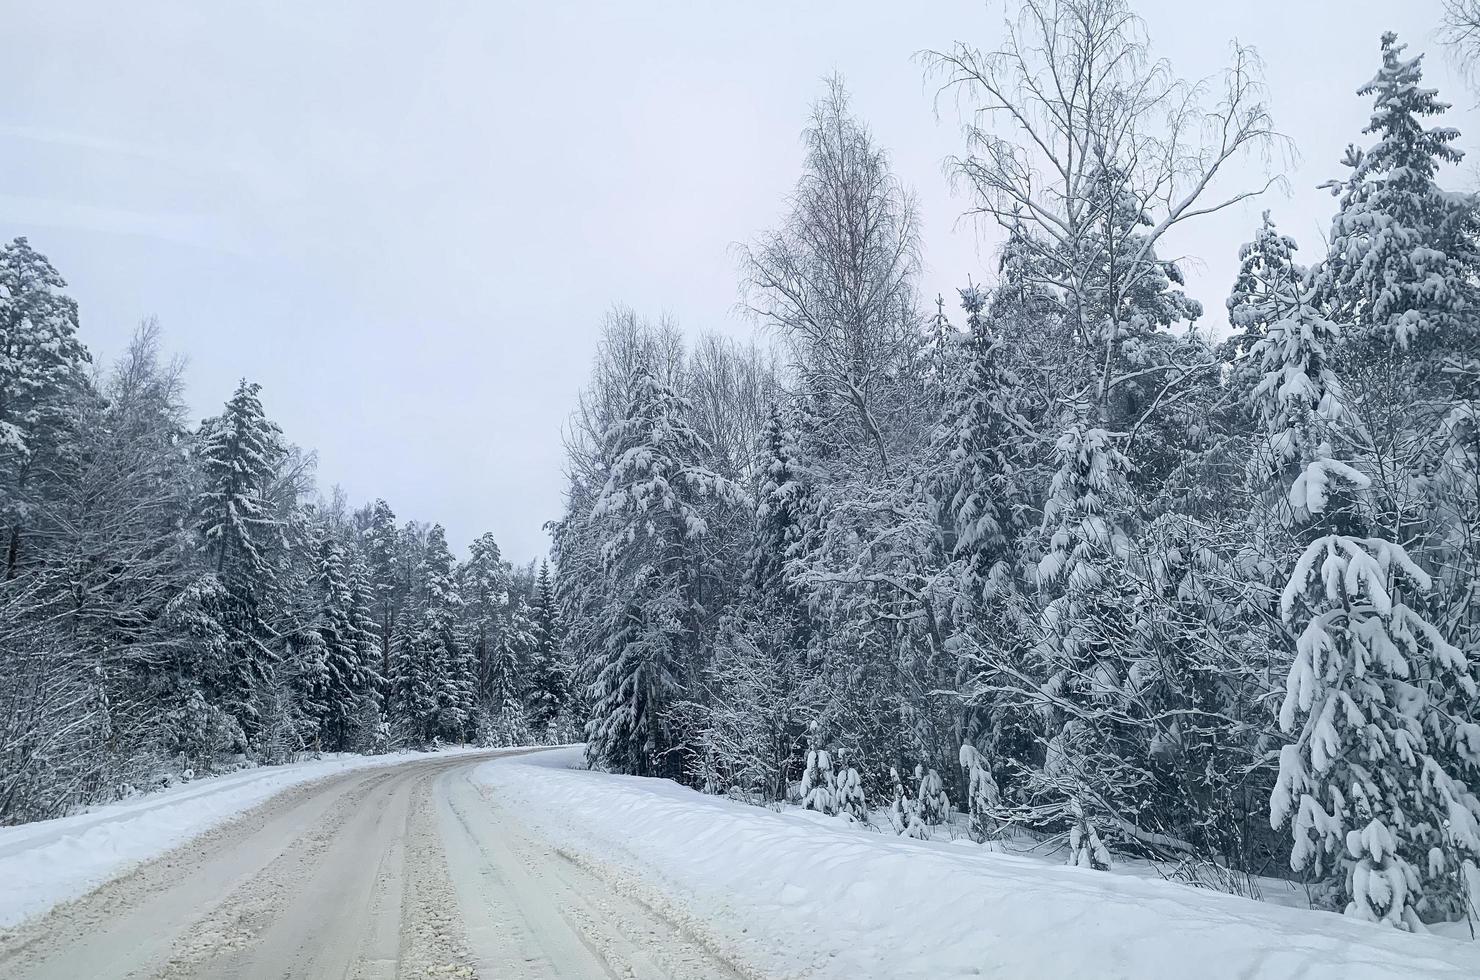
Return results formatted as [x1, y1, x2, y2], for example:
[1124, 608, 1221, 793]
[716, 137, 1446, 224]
[0, 750, 748, 980]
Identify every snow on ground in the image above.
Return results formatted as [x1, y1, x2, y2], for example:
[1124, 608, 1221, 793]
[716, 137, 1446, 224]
[0, 744, 506, 928]
[479, 748, 1480, 980]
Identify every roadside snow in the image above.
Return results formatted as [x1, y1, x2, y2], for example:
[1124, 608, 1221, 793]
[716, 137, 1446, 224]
[0, 745, 504, 928]
[478, 748, 1480, 980]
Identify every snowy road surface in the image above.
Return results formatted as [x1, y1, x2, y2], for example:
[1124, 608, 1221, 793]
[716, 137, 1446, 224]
[0, 749, 745, 979]
[3, 747, 1479, 979]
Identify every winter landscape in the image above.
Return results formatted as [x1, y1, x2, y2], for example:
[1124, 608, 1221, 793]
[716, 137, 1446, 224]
[3, 0, 1480, 977]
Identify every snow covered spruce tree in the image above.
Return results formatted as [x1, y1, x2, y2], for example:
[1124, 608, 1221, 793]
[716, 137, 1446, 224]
[1254, 275, 1480, 928]
[0, 234, 549, 815]
[0, 237, 90, 581]
[192, 380, 288, 744]
[1316, 38, 1480, 812]
[1319, 33, 1479, 372]
[800, 740, 838, 815]
[1027, 420, 1139, 869]
[694, 402, 818, 800]
[390, 523, 471, 745]
[1225, 211, 1304, 365]
[582, 351, 739, 778]
[362, 498, 407, 688]
[526, 560, 569, 733]
[307, 530, 377, 751]
[457, 531, 531, 742]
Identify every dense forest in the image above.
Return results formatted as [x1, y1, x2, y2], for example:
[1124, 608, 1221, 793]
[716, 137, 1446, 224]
[0, 270, 576, 826]
[4, 0, 1480, 939]
[553, 1, 1480, 933]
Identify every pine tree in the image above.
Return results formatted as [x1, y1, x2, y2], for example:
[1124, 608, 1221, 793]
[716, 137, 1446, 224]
[1226, 211, 1303, 350]
[363, 499, 405, 687]
[528, 560, 567, 730]
[836, 757, 869, 824]
[1318, 33, 1479, 358]
[192, 380, 286, 741]
[1256, 283, 1480, 928]
[916, 765, 951, 828]
[0, 237, 90, 579]
[584, 354, 738, 777]
[1027, 419, 1142, 869]
[196, 380, 284, 581]
[391, 523, 465, 744]
[311, 533, 367, 751]
[800, 745, 838, 815]
[958, 743, 1001, 842]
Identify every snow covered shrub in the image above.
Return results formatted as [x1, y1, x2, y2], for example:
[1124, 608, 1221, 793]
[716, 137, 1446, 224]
[1068, 798, 1112, 870]
[836, 763, 869, 824]
[890, 766, 929, 839]
[916, 765, 951, 828]
[958, 744, 1000, 842]
[800, 748, 838, 815]
[480, 701, 534, 748]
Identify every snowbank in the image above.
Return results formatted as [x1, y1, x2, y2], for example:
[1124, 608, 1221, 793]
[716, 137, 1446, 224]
[0, 744, 504, 928]
[478, 748, 1480, 980]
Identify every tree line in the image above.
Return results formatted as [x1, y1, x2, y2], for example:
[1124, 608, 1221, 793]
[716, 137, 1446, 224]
[0, 261, 574, 826]
[553, 1, 1480, 932]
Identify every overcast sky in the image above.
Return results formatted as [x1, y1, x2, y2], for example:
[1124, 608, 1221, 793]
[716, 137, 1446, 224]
[2, 1, 1471, 563]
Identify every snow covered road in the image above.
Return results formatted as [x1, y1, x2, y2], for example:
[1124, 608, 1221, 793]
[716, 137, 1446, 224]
[4, 746, 1479, 979]
[0, 749, 745, 979]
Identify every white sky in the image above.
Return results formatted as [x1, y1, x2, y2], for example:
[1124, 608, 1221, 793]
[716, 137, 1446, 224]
[1, 1, 1471, 563]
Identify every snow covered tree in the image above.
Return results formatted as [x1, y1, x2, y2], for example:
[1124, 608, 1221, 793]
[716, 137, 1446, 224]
[836, 760, 869, 824]
[0, 237, 90, 579]
[459, 532, 513, 708]
[1274, 532, 1480, 927]
[694, 402, 817, 797]
[938, 284, 1025, 604]
[916, 765, 951, 828]
[362, 499, 406, 685]
[1254, 278, 1480, 928]
[739, 75, 923, 475]
[527, 560, 567, 730]
[959, 743, 1001, 842]
[1067, 797, 1113, 871]
[344, 545, 386, 748]
[926, 0, 1275, 429]
[890, 765, 934, 840]
[1312, 42, 1480, 810]
[583, 353, 738, 777]
[309, 532, 372, 751]
[196, 380, 284, 581]
[191, 381, 287, 741]
[392, 523, 468, 744]
[1020, 419, 1146, 868]
[1318, 34, 1479, 361]
[800, 744, 838, 815]
[1226, 211, 1303, 351]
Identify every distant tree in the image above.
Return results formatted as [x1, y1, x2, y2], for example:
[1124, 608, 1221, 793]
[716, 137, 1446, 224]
[0, 236, 89, 579]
